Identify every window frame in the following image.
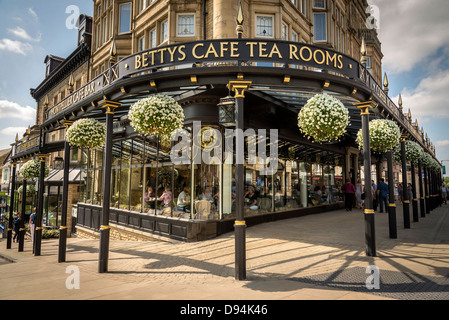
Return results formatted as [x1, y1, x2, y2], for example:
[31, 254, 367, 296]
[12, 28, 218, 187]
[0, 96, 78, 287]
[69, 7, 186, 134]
[255, 14, 275, 38]
[119, 2, 132, 34]
[313, 13, 327, 42]
[161, 19, 168, 43]
[313, 0, 326, 9]
[177, 13, 196, 37]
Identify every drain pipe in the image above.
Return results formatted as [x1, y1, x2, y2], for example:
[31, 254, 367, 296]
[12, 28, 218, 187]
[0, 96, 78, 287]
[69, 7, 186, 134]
[203, 0, 207, 40]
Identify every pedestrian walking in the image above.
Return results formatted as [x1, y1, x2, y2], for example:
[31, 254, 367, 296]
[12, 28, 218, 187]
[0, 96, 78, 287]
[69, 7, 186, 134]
[342, 178, 356, 212]
[29, 207, 36, 245]
[442, 183, 447, 204]
[13, 212, 21, 243]
[377, 178, 389, 213]
[355, 179, 363, 209]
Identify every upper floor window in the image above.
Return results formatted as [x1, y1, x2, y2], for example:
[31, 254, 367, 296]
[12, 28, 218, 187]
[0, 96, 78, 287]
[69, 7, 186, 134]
[256, 15, 273, 38]
[313, 13, 326, 41]
[138, 35, 145, 52]
[313, 0, 326, 9]
[300, 0, 307, 15]
[150, 28, 157, 48]
[177, 14, 195, 36]
[138, 0, 147, 13]
[119, 2, 132, 34]
[161, 20, 168, 43]
[282, 23, 288, 40]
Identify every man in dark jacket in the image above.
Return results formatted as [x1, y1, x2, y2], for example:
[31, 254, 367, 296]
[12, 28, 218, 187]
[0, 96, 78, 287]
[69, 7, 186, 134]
[377, 178, 389, 213]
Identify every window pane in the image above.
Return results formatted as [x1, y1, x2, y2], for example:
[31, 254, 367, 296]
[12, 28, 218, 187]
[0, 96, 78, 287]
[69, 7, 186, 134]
[119, 3, 131, 33]
[178, 14, 194, 36]
[314, 13, 326, 41]
[150, 29, 156, 48]
[256, 16, 273, 37]
[313, 0, 326, 9]
[161, 20, 168, 42]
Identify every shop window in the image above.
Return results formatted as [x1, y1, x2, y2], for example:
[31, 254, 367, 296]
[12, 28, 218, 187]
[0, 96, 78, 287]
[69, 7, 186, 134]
[119, 2, 132, 34]
[177, 14, 195, 36]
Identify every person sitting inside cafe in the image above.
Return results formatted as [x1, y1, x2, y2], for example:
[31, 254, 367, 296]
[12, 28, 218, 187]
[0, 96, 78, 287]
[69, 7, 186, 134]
[144, 187, 156, 209]
[177, 186, 191, 212]
[244, 187, 258, 210]
[198, 187, 213, 202]
[158, 186, 172, 209]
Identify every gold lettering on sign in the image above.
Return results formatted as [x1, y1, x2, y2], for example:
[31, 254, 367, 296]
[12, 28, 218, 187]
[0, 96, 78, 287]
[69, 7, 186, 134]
[193, 43, 204, 59]
[230, 42, 239, 58]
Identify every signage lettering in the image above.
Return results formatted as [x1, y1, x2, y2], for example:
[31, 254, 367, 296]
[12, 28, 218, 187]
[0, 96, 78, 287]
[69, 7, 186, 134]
[46, 39, 357, 120]
[132, 40, 347, 72]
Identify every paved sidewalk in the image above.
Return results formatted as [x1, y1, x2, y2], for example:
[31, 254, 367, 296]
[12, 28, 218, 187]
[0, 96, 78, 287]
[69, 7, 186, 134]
[1, 203, 449, 301]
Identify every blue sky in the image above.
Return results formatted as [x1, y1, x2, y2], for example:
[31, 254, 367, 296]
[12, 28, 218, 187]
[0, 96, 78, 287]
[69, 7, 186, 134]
[1, 0, 449, 172]
[0, 0, 92, 147]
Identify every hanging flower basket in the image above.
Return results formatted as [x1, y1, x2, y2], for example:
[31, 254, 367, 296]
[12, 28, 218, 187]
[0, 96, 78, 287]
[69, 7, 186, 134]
[128, 94, 185, 140]
[393, 140, 423, 164]
[17, 184, 35, 195]
[297, 93, 350, 143]
[66, 118, 106, 148]
[19, 159, 49, 179]
[356, 119, 400, 153]
[421, 152, 433, 168]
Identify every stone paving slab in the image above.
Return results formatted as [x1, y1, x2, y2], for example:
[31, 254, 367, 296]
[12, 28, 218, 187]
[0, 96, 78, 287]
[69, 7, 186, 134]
[1, 203, 448, 302]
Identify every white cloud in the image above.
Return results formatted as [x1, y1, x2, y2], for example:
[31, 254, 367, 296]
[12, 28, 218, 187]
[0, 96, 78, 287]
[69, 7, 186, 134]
[8, 27, 41, 42]
[370, 0, 449, 74]
[0, 38, 32, 55]
[391, 69, 449, 119]
[435, 140, 449, 148]
[0, 100, 35, 122]
[28, 8, 38, 21]
[0, 126, 27, 137]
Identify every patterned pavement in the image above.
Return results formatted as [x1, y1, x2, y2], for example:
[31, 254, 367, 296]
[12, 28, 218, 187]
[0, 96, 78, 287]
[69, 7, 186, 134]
[0, 202, 448, 300]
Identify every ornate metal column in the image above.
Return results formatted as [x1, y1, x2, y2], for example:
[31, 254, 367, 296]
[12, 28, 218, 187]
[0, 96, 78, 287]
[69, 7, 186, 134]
[418, 159, 426, 218]
[18, 172, 27, 252]
[386, 151, 397, 238]
[354, 99, 377, 257]
[400, 134, 410, 228]
[6, 162, 17, 249]
[411, 161, 419, 222]
[383, 73, 397, 238]
[229, 80, 252, 280]
[424, 164, 430, 214]
[34, 154, 48, 255]
[59, 121, 73, 262]
[98, 99, 121, 273]
[428, 167, 433, 212]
